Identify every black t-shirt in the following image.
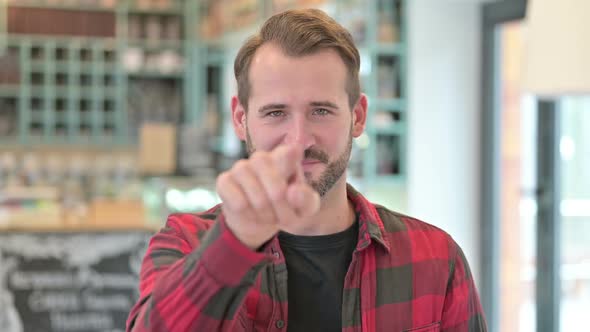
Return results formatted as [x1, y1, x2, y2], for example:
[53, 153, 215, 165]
[278, 221, 358, 332]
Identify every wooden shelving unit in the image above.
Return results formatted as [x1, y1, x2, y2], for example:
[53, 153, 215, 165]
[0, 0, 203, 146]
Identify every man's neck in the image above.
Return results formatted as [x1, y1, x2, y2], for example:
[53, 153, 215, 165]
[281, 177, 355, 236]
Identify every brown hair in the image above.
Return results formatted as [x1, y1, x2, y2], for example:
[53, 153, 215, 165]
[234, 8, 361, 110]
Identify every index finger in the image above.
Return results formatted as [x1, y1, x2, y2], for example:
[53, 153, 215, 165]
[270, 144, 304, 181]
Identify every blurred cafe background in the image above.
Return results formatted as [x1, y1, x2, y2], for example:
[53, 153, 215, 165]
[0, 1, 588, 332]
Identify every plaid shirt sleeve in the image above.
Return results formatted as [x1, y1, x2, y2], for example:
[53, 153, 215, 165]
[441, 240, 487, 331]
[126, 209, 272, 332]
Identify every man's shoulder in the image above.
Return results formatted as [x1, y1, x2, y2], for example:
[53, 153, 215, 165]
[373, 204, 455, 249]
[160, 204, 223, 239]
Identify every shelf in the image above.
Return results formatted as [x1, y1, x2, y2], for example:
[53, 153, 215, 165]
[127, 39, 183, 51]
[373, 43, 406, 56]
[6, 35, 117, 47]
[359, 44, 406, 59]
[0, 222, 158, 233]
[5, 135, 131, 146]
[3, 0, 407, 186]
[126, 71, 184, 79]
[42, 87, 116, 99]
[0, 86, 118, 99]
[0, 86, 19, 98]
[347, 173, 406, 189]
[373, 124, 406, 136]
[372, 98, 406, 111]
[7, 1, 116, 13]
[203, 49, 227, 66]
[1, 0, 195, 150]
[80, 109, 117, 126]
[126, 6, 183, 16]
[29, 62, 118, 73]
[30, 110, 43, 123]
[55, 111, 70, 124]
[367, 174, 406, 186]
[0, 140, 136, 150]
[213, 22, 262, 48]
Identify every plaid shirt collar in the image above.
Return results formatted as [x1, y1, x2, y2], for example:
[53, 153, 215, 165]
[346, 183, 391, 253]
[263, 183, 391, 255]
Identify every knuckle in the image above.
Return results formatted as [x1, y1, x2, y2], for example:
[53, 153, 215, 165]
[250, 194, 271, 210]
[233, 159, 248, 171]
[231, 196, 249, 212]
[251, 152, 269, 167]
[216, 172, 230, 192]
[232, 160, 251, 177]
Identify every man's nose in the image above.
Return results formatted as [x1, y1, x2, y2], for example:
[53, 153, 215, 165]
[283, 116, 315, 150]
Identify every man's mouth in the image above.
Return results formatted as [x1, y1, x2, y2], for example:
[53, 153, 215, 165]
[302, 159, 323, 165]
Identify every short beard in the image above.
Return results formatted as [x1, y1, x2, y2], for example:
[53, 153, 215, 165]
[245, 129, 352, 197]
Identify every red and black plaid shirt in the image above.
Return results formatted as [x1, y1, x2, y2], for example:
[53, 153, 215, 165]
[127, 185, 486, 331]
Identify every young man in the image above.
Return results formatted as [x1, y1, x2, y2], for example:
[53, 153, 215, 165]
[127, 9, 486, 332]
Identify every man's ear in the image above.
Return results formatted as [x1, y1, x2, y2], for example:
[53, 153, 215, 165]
[352, 93, 368, 137]
[231, 96, 247, 141]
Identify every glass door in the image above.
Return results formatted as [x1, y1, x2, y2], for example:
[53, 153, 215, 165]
[559, 97, 590, 331]
[482, 2, 590, 332]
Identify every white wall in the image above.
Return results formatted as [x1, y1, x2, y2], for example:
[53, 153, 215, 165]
[407, 0, 482, 282]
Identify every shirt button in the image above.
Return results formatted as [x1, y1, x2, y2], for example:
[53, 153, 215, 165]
[273, 252, 280, 259]
[275, 319, 285, 329]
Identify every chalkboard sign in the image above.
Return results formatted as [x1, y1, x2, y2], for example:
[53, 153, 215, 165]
[0, 231, 152, 332]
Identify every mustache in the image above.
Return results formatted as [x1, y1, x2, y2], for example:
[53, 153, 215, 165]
[304, 148, 329, 164]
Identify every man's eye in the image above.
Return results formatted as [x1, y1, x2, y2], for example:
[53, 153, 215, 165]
[313, 108, 330, 116]
[266, 111, 284, 117]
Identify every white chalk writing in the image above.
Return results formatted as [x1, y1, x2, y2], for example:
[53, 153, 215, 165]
[28, 291, 80, 312]
[82, 291, 131, 311]
[50, 312, 114, 331]
[10, 271, 75, 290]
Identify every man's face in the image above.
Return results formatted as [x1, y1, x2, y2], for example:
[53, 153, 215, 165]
[232, 43, 366, 197]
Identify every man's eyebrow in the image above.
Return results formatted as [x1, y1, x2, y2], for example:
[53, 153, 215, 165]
[258, 103, 288, 114]
[310, 101, 339, 109]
